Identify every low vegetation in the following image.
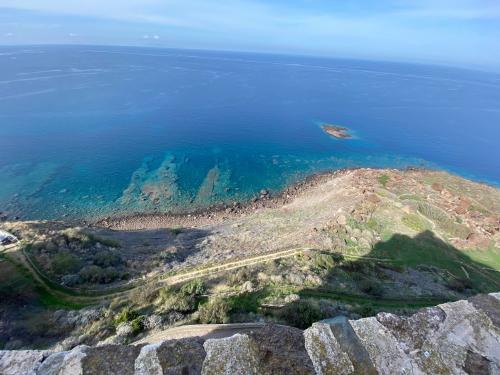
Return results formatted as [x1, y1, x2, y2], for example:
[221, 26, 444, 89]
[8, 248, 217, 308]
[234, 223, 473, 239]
[1, 168, 498, 348]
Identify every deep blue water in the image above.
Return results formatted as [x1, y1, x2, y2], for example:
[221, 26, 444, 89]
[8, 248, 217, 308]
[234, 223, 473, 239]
[1, 45, 499, 220]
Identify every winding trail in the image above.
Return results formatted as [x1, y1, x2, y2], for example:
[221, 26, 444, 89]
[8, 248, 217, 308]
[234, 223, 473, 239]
[163, 248, 305, 285]
[3, 240, 487, 309]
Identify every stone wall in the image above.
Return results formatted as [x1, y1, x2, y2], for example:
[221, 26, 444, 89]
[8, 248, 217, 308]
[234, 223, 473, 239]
[1, 293, 498, 375]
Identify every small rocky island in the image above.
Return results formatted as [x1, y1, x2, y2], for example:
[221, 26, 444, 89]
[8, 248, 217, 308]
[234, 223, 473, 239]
[321, 124, 352, 139]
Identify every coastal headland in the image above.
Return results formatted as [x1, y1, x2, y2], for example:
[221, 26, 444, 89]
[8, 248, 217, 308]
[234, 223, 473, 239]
[0, 167, 499, 350]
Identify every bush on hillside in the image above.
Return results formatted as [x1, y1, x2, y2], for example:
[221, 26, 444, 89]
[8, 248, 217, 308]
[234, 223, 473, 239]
[93, 251, 123, 267]
[180, 279, 206, 296]
[51, 252, 82, 275]
[161, 287, 197, 312]
[198, 297, 233, 324]
[279, 300, 322, 329]
[114, 307, 138, 326]
[358, 279, 383, 297]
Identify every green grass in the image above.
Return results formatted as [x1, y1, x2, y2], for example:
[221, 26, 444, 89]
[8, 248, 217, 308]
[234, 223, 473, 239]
[298, 288, 449, 309]
[399, 194, 422, 201]
[378, 175, 390, 188]
[369, 231, 500, 292]
[401, 214, 431, 232]
[417, 202, 471, 238]
[465, 247, 500, 270]
[0, 254, 85, 310]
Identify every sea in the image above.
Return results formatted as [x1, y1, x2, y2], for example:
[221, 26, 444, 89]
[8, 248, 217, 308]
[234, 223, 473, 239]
[1, 45, 499, 220]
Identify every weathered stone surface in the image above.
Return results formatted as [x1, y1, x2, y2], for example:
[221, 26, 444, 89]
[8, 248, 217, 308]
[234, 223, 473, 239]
[135, 337, 205, 375]
[36, 344, 142, 375]
[248, 323, 316, 375]
[0, 296, 499, 375]
[86, 345, 142, 375]
[376, 306, 446, 353]
[349, 317, 417, 374]
[374, 297, 500, 375]
[304, 322, 354, 375]
[413, 299, 500, 374]
[37, 346, 88, 375]
[469, 293, 500, 328]
[325, 316, 377, 375]
[202, 333, 258, 375]
[0, 350, 51, 375]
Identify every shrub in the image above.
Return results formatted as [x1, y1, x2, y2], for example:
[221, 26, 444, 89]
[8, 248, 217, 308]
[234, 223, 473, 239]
[447, 277, 474, 292]
[198, 297, 233, 324]
[279, 300, 322, 329]
[342, 261, 372, 274]
[130, 284, 159, 305]
[131, 316, 145, 335]
[62, 228, 95, 248]
[330, 252, 345, 263]
[162, 290, 197, 312]
[229, 292, 259, 314]
[79, 265, 121, 284]
[228, 267, 252, 286]
[79, 265, 104, 283]
[93, 236, 121, 248]
[379, 263, 405, 273]
[180, 279, 206, 296]
[51, 252, 82, 275]
[358, 279, 383, 297]
[417, 202, 448, 222]
[93, 251, 122, 267]
[102, 266, 121, 283]
[312, 253, 336, 270]
[62, 228, 120, 248]
[114, 307, 138, 326]
[356, 304, 376, 317]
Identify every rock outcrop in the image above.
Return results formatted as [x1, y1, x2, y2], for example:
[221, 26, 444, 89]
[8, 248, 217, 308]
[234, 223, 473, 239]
[1, 293, 498, 374]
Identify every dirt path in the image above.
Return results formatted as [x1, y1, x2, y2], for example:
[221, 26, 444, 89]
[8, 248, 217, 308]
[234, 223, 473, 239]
[163, 248, 305, 285]
[134, 323, 267, 344]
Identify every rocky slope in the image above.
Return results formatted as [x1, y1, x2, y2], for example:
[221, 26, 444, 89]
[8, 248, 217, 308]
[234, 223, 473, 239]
[1, 168, 499, 350]
[1, 293, 498, 375]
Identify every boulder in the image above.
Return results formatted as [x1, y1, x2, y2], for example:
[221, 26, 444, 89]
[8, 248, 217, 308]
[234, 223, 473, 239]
[248, 324, 316, 375]
[304, 323, 354, 375]
[202, 334, 258, 375]
[349, 317, 415, 374]
[0, 296, 499, 374]
[136, 337, 205, 375]
[0, 350, 52, 375]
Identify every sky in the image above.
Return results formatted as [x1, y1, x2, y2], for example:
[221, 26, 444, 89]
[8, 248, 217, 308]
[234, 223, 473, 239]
[1, 0, 500, 70]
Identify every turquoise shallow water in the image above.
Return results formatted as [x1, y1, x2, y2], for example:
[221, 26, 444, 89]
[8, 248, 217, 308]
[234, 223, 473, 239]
[0, 46, 499, 220]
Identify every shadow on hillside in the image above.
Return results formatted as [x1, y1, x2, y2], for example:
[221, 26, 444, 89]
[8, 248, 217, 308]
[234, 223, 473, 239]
[266, 230, 500, 328]
[362, 230, 498, 291]
[91, 227, 212, 266]
[8, 225, 212, 293]
[0, 225, 215, 349]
